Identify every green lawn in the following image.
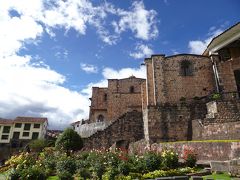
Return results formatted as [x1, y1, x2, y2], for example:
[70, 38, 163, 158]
[47, 176, 59, 180]
[203, 172, 234, 180]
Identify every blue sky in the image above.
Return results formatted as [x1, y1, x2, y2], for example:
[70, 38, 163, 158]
[0, 0, 239, 129]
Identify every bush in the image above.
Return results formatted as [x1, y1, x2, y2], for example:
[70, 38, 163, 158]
[128, 155, 146, 173]
[55, 128, 83, 153]
[8, 169, 21, 180]
[118, 161, 131, 176]
[18, 166, 46, 180]
[29, 139, 47, 152]
[161, 149, 179, 169]
[144, 152, 162, 172]
[182, 147, 197, 167]
[56, 156, 76, 178]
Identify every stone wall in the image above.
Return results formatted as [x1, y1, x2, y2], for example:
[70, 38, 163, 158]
[192, 100, 240, 140]
[83, 111, 144, 150]
[144, 101, 207, 143]
[89, 76, 145, 123]
[129, 140, 240, 161]
[145, 54, 215, 105]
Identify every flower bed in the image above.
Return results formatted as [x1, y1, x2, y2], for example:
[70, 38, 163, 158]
[0, 146, 200, 180]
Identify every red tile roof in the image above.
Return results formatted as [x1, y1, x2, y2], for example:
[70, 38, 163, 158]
[0, 118, 14, 124]
[14, 117, 48, 123]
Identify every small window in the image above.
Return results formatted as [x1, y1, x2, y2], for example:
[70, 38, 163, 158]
[97, 114, 104, 122]
[1, 135, 8, 140]
[24, 123, 31, 130]
[3, 126, 11, 133]
[130, 86, 134, 93]
[15, 123, 22, 128]
[104, 93, 107, 101]
[180, 60, 193, 76]
[23, 132, 29, 137]
[34, 124, 40, 128]
[219, 48, 231, 61]
[32, 132, 39, 139]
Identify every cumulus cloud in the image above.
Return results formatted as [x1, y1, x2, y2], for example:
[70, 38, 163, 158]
[80, 63, 98, 73]
[130, 44, 154, 59]
[0, 0, 152, 129]
[0, 55, 90, 129]
[188, 27, 223, 54]
[82, 66, 146, 96]
[111, 1, 158, 41]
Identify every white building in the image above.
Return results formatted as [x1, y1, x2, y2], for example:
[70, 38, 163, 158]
[71, 119, 110, 138]
[0, 117, 48, 144]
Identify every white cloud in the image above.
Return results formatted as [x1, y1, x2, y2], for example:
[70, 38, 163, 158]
[111, 1, 158, 41]
[188, 28, 223, 54]
[0, 0, 152, 129]
[80, 63, 98, 73]
[0, 55, 90, 129]
[130, 44, 154, 59]
[81, 66, 146, 96]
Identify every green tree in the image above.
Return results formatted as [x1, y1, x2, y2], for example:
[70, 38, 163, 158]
[55, 128, 83, 154]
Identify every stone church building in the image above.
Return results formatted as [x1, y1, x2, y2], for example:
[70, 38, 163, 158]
[79, 22, 240, 149]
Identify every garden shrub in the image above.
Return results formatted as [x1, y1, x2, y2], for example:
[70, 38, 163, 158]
[8, 169, 21, 180]
[128, 155, 146, 173]
[29, 139, 47, 152]
[18, 166, 47, 180]
[55, 128, 83, 153]
[144, 152, 162, 172]
[182, 147, 197, 167]
[161, 149, 179, 169]
[118, 161, 131, 176]
[56, 156, 76, 178]
[76, 167, 91, 180]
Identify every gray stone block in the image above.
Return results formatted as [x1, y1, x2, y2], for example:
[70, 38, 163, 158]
[191, 176, 203, 180]
[210, 161, 230, 172]
[174, 176, 189, 180]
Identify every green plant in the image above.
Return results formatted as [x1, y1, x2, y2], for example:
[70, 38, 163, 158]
[182, 147, 197, 167]
[18, 166, 47, 180]
[211, 93, 221, 100]
[55, 128, 83, 154]
[161, 149, 179, 169]
[56, 156, 76, 178]
[144, 152, 162, 172]
[128, 155, 146, 173]
[118, 161, 131, 176]
[29, 139, 48, 152]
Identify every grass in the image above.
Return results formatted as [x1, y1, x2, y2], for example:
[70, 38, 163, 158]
[203, 172, 234, 180]
[47, 176, 59, 180]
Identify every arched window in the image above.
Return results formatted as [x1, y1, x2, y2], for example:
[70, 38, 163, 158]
[180, 60, 193, 76]
[97, 114, 104, 122]
[130, 86, 134, 93]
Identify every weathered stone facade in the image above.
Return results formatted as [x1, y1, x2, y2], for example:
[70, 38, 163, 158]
[81, 22, 240, 149]
[192, 100, 240, 140]
[89, 76, 145, 123]
[128, 140, 240, 161]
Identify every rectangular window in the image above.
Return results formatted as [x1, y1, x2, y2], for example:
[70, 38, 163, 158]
[13, 132, 20, 139]
[22, 132, 29, 137]
[32, 132, 39, 139]
[15, 123, 22, 128]
[3, 126, 11, 133]
[34, 124, 40, 128]
[1, 135, 8, 140]
[24, 124, 31, 130]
